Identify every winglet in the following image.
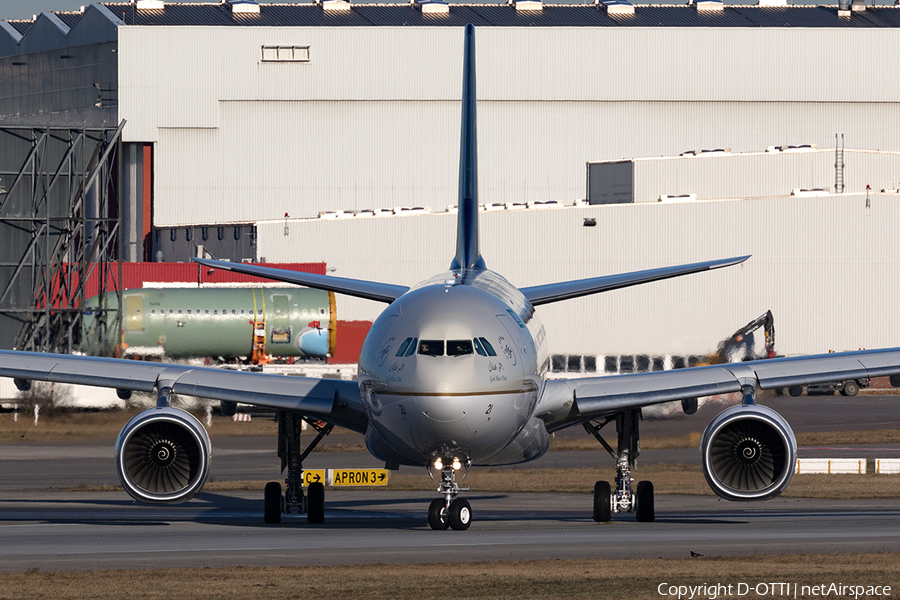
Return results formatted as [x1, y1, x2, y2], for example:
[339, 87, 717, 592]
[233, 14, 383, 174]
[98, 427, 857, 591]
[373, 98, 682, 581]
[450, 24, 486, 273]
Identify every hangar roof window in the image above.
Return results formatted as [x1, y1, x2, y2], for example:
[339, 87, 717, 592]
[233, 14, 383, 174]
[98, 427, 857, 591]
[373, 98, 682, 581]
[261, 45, 310, 63]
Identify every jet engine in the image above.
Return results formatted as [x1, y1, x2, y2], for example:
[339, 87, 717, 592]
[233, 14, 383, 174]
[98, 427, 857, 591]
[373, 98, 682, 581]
[115, 407, 211, 504]
[701, 404, 796, 502]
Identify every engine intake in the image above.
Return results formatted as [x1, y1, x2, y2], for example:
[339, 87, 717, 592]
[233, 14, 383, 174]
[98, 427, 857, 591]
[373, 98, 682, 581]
[701, 404, 796, 502]
[115, 407, 211, 504]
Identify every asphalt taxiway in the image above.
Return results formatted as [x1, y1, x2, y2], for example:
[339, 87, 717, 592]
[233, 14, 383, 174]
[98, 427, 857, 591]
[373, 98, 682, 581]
[0, 394, 897, 571]
[0, 491, 897, 572]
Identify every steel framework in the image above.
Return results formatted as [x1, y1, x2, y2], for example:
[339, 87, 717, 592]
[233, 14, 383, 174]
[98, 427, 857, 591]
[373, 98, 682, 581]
[0, 121, 125, 354]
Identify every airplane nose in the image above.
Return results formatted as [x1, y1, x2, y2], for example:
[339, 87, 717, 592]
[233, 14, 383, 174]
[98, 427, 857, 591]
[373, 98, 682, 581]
[415, 396, 467, 423]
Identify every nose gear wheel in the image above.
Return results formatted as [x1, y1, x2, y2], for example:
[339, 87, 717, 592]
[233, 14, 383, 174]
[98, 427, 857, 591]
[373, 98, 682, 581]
[428, 498, 448, 530]
[448, 498, 471, 530]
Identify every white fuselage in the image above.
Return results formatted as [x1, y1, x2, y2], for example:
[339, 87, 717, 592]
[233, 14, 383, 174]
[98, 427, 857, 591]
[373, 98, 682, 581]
[357, 268, 551, 467]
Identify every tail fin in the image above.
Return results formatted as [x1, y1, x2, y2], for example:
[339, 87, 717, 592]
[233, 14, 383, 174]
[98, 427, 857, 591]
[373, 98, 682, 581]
[450, 24, 485, 272]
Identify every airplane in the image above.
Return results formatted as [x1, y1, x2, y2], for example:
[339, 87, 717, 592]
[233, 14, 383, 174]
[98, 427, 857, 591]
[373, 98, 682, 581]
[82, 287, 335, 362]
[3, 23, 900, 531]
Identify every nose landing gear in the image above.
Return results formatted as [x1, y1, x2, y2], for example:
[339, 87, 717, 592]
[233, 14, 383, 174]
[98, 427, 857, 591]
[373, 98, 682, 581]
[427, 456, 471, 530]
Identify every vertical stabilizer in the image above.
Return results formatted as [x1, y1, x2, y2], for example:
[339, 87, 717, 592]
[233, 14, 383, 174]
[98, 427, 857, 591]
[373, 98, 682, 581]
[451, 24, 486, 272]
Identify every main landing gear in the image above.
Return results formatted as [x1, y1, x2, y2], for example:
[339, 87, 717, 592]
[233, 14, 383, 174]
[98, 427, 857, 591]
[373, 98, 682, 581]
[264, 411, 332, 525]
[584, 409, 655, 524]
[427, 455, 472, 530]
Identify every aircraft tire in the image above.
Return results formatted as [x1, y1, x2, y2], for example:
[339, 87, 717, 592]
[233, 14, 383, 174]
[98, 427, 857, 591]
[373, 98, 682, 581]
[307, 482, 325, 524]
[448, 498, 472, 530]
[593, 481, 611, 523]
[635, 481, 655, 523]
[788, 386, 804, 397]
[264, 481, 282, 524]
[428, 498, 449, 530]
[842, 380, 859, 397]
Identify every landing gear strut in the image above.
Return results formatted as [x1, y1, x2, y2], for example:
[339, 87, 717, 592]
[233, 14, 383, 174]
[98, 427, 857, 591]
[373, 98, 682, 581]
[264, 411, 332, 524]
[427, 457, 471, 530]
[584, 409, 655, 523]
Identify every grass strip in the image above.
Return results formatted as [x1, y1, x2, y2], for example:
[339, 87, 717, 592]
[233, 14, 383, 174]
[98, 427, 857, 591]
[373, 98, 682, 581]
[0, 553, 897, 599]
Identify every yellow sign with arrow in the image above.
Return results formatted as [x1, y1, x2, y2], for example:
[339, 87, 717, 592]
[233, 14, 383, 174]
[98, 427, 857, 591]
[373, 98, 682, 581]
[328, 468, 390, 487]
[301, 469, 326, 487]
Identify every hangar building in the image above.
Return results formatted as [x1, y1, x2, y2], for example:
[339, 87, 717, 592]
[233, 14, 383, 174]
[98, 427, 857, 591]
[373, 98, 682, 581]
[1, 0, 899, 363]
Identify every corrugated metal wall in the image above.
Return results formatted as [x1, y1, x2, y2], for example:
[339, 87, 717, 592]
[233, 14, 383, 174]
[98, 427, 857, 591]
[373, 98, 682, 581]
[256, 193, 900, 357]
[0, 41, 117, 122]
[587, 149, 900, 204]
[120, 26, 900, 105]
[112, 24, 900, 358]
[154, 100, 460, 225]
[118, 26, 900, 226]
[151, 99, 900, 224]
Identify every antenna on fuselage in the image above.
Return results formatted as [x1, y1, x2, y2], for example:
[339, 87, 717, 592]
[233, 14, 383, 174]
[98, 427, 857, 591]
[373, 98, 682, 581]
[450, 24, 486, 273]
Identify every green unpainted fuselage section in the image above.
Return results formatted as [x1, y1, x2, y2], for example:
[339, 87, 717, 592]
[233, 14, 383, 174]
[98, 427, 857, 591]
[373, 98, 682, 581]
[83, 287, 333, 359]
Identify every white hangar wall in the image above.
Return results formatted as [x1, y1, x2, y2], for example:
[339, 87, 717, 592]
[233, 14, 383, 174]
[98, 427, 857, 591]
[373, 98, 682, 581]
[589, 149, 900, 205]
[116, 26, 900, 226]
[256, 193, 900, 358]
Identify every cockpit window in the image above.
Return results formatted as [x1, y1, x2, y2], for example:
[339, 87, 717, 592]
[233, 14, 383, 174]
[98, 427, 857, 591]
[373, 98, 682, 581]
[396, 337, 413, 357]
[473, 338, 487, 357]
[478, 337, 497, 357]
[405, 338, 418, 357]
[447, 340, 473, 356]
[418, 340, 444, 357]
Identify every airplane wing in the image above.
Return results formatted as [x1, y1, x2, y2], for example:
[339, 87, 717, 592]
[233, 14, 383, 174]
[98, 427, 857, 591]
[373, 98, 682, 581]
[537, 347, 900, 432]
[193, 258, 408, 304]
[0, 350, 367, 433]
[520, 256, 750, 306]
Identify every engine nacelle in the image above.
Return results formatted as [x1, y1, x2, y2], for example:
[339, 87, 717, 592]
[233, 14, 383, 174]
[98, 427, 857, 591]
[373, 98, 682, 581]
[115, 407, 211, 504]
[701, 404, 796, 502]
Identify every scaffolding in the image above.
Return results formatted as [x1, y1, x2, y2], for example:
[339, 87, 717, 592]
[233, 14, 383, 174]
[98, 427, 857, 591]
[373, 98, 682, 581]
[0, 122, 125, 354]
[250, 288, 271, 365]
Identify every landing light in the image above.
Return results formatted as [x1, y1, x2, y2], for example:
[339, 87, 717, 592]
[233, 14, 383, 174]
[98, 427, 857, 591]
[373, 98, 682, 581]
[434, 458, 443, 471]
[452, 459, 462, 471]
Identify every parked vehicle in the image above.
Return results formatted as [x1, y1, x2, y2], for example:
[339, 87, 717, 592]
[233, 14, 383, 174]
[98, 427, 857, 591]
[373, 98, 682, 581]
[787, 378, 868, 397]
